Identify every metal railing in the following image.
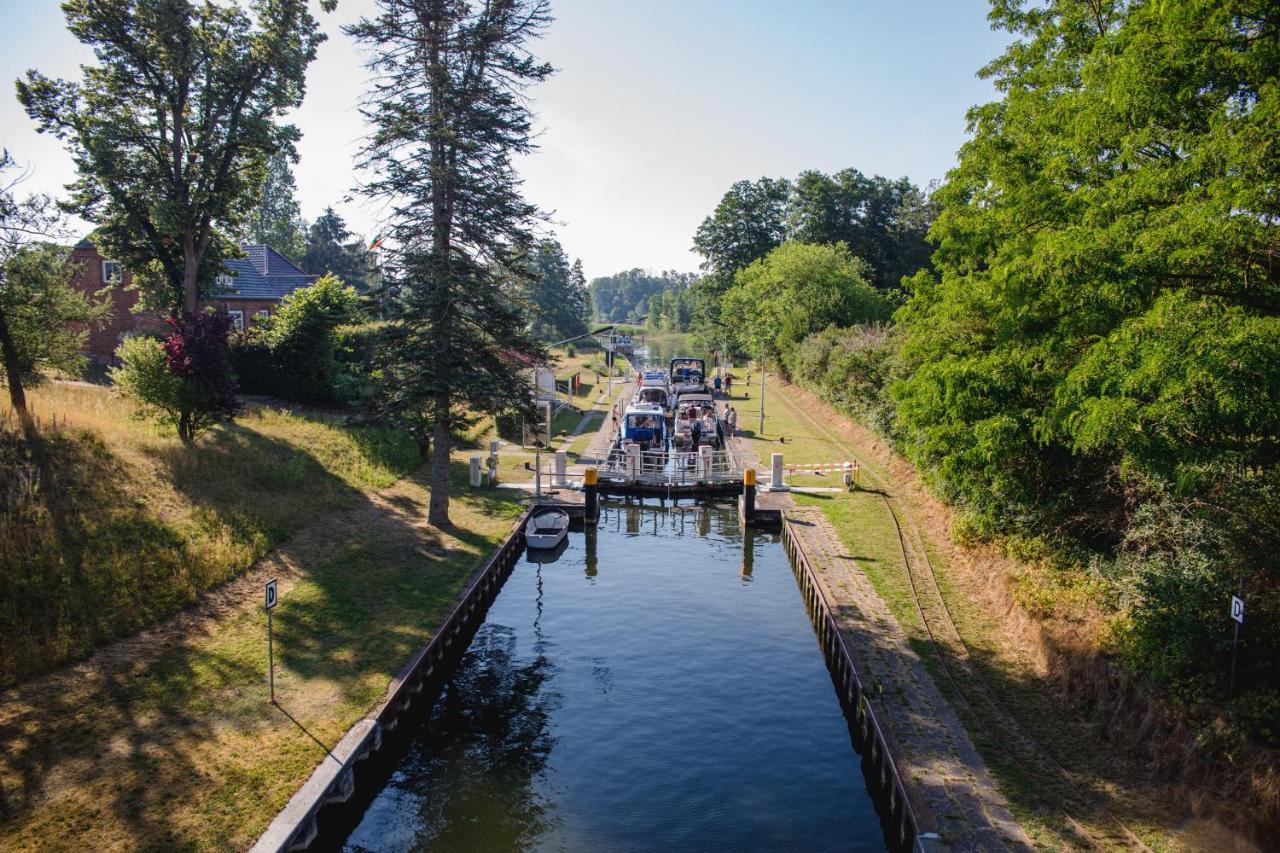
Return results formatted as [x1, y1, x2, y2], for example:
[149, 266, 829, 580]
[598, 446, 746, 486]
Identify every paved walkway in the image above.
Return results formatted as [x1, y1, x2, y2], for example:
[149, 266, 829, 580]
[785, 505, 1031, 851]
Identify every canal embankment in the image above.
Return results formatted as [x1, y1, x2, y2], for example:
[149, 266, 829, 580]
[0, 468, 526, 852]
[734, 371, 1222, 849]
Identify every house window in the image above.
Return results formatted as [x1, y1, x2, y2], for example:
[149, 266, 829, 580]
[254, 310, 270, 322]
[102, 260, 120, 283]
[216, 273, 234, 290]
[227, 310, 244, 331]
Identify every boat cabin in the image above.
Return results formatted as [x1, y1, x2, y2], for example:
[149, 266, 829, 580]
[640, 370, 668, 389]
[620, 403, 667, 450]
[635, 386, 669, 408]
[669, 357, 707, 393]
[672, 392, 720, 450]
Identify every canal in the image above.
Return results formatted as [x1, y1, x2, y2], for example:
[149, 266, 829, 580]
[343, 501, 887, 852]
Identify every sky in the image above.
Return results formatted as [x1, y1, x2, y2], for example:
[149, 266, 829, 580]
[0, 0, 1012, 279]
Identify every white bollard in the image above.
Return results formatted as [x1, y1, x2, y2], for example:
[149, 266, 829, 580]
[699, 445, 713, 482]
[626, 443, 641, 480]
[553, 451, 568, 487]
[770, 452, 789, 492]
[487, 441, 500, 483]
[469, 455, 482, 487]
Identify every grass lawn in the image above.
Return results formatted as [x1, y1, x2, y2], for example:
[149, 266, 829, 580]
[0, 385, 526, 851]
[1, 384, 422, 687]
[736, 369, 1196, 851]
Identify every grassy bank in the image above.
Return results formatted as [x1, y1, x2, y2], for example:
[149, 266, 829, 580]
[733, 371, 1214, 850]
[0, 384, 526, 850]
[1, 384, 421, 688]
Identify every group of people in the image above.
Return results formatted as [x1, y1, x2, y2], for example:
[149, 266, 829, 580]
[674, 403, 718, 449]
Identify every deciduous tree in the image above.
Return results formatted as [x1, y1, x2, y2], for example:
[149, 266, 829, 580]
[17, 0, 327, 315]
[0, 152, 107, 438]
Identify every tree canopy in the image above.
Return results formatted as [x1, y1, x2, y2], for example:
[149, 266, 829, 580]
[589, 268, 698, 322]
[17, 0, 326, 315]
[247, 153, 307, 264]
[525, 238, 589, 342]
[303, 207, 375, 292]
[721, 241, 888, 365]
[891, 0, 1280, 718]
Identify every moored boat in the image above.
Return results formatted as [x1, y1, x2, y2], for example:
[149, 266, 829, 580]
[526, 507, 570, 550]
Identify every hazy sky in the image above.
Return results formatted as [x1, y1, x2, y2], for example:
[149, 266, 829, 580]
[0, 0, 1011, 279]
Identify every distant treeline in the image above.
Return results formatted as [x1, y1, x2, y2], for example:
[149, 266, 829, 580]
[588, 269, 697, 325]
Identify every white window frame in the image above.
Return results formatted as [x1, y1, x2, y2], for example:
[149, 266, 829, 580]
[227, 310, 244, 331]
[101, 259, 120, 283]
[254, 309, 270, 322]
[216, 273, 235, 289]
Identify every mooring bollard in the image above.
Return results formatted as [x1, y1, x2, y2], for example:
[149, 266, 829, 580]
[553, 450, 568, 488]
[770, 452, 789, 492]
[741, 466, 757, 527]
[469, 455, 482, 487]
[584, 467, 599, 523]
[626, 443, 641, 481]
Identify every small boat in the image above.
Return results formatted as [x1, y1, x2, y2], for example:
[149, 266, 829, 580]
[526, 507, 570, 550]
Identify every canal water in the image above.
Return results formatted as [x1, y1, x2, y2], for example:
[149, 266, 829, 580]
[343, 501, 886, 852]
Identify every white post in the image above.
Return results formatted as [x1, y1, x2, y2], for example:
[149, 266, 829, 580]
[770, 452, 789, 492]
[535, 448, 542, 497]
[553, 451, 568, 487]
[626, 443, 641, 480]
[469, 455, 482, 487]
[699, 445, 713, 482]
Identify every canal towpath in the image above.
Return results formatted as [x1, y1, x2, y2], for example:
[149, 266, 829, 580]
[725, 384, 1032, 851]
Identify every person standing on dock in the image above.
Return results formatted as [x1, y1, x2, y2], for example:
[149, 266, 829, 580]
[724, 373, 732, 396]
[713, 373, 722, 397]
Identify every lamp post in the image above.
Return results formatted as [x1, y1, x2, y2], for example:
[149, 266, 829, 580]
[758, 351, 765, 434]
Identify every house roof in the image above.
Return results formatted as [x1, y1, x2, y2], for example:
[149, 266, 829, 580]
[220, 245, 318, 300]
[75, 238, 317, 301]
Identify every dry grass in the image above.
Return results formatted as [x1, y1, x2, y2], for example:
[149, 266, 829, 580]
[0, 383, 526, 851]
[0, 468, 523, 852]
[0, 383, 420, 686]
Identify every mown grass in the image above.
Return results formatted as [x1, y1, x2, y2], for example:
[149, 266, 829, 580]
[0, 384, 420, 687]
[0, 464, 524, 852]
[0, 383, 527, 851]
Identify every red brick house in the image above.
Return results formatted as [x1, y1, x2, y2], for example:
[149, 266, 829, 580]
[71, 239, 319, 363]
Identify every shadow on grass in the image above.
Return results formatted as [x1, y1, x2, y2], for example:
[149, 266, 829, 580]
[0, 424, 526, 849]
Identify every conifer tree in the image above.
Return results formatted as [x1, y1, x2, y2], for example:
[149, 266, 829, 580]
[349, 0, 553, 525]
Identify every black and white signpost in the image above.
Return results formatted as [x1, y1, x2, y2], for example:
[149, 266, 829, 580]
[265, 578, 278, 704]
[1229, 578, 1245, 700]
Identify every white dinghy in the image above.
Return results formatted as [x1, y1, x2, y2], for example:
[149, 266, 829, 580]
[526, 507, 570, 550]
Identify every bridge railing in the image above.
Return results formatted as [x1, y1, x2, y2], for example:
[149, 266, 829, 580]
[598, 446, 744, 486]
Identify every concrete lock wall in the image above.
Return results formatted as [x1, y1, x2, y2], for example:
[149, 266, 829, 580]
[251, 510, 532, 853]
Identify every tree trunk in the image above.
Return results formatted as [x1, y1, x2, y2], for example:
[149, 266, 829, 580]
[178, 410, 194, 446]
[428, 415, 451, 527]
[0, 307, 35, 440]
[182, 235, 200, 314]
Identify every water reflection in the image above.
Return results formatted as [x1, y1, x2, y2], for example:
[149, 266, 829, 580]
[346, 500, 883, 852]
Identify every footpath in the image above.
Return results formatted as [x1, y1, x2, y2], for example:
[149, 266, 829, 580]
[725, 381, 1032, 851]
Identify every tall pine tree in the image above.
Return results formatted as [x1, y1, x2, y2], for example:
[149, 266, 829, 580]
[349, 0, 553, 525]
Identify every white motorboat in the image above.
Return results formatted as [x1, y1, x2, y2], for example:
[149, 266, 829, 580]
[526, 508, 570, 550]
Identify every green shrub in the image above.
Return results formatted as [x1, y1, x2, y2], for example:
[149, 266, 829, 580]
[228, 274, 364, 405]
[111, 323, 237, 445]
